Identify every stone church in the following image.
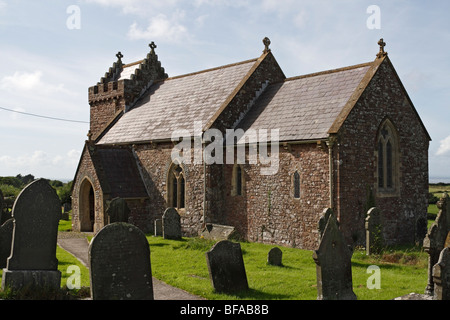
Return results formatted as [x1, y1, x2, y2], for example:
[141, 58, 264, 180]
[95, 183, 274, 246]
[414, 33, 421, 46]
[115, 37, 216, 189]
[71, 38, 430, 250]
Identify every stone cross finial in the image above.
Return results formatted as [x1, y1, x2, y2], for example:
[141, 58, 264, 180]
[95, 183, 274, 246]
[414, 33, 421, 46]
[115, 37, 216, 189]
[116, 51, 123, 62]
[263, 37, 271, 53]
[149, 42, 157, 54]
[376, 38, 387, 58]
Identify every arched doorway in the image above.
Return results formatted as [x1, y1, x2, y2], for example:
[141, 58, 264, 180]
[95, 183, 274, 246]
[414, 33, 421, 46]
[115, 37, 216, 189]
[79, 178, 95, 232]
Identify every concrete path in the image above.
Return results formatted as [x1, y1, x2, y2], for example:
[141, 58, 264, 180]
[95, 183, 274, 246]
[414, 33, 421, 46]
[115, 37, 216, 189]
[57, 232, 205, 300]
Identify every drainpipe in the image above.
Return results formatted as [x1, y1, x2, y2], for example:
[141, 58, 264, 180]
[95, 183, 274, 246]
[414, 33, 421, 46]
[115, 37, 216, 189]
[326, 135, 337, 210]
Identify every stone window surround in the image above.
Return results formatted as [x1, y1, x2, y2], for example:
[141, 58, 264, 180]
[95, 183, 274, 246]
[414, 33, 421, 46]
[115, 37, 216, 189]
[231, 164, 245, 197]
[375, 118, 400, 198]
[166, 161, 186, 214]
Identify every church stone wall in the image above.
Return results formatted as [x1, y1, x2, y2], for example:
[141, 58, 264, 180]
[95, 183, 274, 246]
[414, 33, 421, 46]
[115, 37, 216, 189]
[132, 142, 205, 236]
[223, 143, 330, 250]
[71, 146, 106, 233]
[335, 59, 429, 246]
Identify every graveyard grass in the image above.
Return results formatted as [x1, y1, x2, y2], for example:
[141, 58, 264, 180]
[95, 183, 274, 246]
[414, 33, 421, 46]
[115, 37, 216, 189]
[147, 236, 428, 300]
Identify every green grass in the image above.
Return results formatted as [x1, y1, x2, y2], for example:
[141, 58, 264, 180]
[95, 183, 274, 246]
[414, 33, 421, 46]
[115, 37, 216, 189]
[147, 236, 428, 300]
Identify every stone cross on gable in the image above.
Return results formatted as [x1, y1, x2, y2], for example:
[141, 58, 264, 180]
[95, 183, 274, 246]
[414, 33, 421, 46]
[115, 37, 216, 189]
[149, 42, 157, 54]
[116, 51, 123, 62]
[377, 38, 387, 58]
[263, 37, 271, 53]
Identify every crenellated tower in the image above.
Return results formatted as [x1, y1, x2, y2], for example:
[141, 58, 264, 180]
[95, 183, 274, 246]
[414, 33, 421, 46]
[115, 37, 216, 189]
[87, 42, 168, 141]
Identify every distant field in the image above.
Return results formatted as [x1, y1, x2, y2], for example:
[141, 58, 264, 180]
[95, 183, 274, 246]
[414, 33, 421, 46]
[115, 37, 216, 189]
[429, 184, 450, 195]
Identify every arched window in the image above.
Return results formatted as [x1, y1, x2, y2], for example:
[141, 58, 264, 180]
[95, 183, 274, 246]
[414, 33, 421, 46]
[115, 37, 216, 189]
[232, 164, 244, 196]
[168, 163, 185, 210]
[293, 171, 301, 199]
[377, 120, 399, 194]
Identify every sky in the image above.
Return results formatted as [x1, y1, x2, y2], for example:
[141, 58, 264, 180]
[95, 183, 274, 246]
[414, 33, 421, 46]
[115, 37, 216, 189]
[0, 0, 449, 181]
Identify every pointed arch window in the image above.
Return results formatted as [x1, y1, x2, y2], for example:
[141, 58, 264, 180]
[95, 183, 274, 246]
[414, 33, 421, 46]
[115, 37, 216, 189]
[168, 163, 185, 210]
[377, 120, 399, 195]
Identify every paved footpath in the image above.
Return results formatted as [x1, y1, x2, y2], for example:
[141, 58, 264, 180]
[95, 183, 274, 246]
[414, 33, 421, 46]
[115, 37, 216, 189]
[57, 232, 205, 300]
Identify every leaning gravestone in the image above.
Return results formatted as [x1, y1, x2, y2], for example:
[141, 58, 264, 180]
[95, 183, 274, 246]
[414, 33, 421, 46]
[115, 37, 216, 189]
[1, 179, 61, 291]
[423, 193, 450, 296]
[0, 219, 13, 268]
[313, 208, 357, 300]
[89, 222, 154, 300]
[162, 207, 181, 240]
[267, 247, 282, 266]
[106, 197, 130, 223]
[206, 240, 248, 294]
[432, 247, 450, 300]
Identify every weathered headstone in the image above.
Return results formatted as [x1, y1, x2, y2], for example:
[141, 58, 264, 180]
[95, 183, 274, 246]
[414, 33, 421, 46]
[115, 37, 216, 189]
[163, 207, 181, 240]
[267, 247, 282, 266]
[206, 240, 248, 294]
[365, 207, 384, 255]
[200, 223, 237, 241]
[432, 247, 450, 300]
[0, 219, 13, 268]
[106, 197, 130, 223]
[423, 193, 450, 296]
[1, 179, 61, 291]
[318, 208, 333, 240]
[89, 222, 153, 300]
[313, 208, 357, 300]
[154, 219, 162, 236]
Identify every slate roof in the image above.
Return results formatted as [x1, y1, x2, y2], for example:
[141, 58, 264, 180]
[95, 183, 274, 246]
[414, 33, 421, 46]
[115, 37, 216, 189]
[98, 59, 258, 145]
[93, 147, 148, 199]
[236, 63, 372, 142]
[98, 55, 374, 145]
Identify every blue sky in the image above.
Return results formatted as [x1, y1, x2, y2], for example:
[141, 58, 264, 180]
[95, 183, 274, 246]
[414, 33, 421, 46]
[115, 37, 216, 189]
[0, 0, 449, 181]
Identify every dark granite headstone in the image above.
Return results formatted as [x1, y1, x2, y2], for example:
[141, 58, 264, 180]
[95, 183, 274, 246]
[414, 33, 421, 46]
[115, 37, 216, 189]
[205, 240, 248, 294]
[0, 219, 13, 268]
[1, 179, 61, 291]
[313, 208, 356, 300]
[89, 222, 153, 300]
[267, 247, 282, 266]
[107, 197, 130, 223]
[162, 207, 181, 240]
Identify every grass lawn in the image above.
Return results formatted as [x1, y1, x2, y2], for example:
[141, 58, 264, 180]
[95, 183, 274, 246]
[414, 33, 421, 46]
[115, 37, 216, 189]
[147, 236, 428, 300]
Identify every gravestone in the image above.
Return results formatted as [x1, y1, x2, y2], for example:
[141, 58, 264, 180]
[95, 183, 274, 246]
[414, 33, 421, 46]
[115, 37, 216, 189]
[106, 197, 130, 223]
[200, 223, 238, 241]
[1, 179, 61, 291]
[318, 208, 333, 240]
[432, 247, 450, 300]
[423, 193, 450, 296]
[267, 247, 282, 266]
[0, 219, 13, 268]
[154, 219, 162, 236]
[206, 240, 248, 294]
[89, 222, 154, 300]
[163, 207, 181, 240]
[365, 207, 384, 255]
[313, 208, 357, 300]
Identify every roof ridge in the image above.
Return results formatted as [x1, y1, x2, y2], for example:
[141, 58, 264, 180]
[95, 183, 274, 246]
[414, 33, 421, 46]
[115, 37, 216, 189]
[122, 60, 144, 68]
[162, 58, 259, 82]
[284, 61, 373, 82]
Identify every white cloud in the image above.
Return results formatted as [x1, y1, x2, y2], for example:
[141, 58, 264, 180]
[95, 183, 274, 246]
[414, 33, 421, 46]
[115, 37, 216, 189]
[127, 12, 188, 43]
[0, 150, 81, 179]
[437, 135, 450, 156]
[0, 70, 71, 95]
